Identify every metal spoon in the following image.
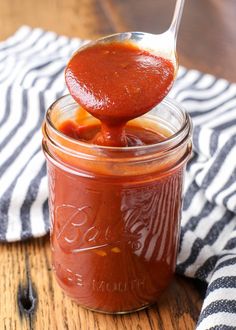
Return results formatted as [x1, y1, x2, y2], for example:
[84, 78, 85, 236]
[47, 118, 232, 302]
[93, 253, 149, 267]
[73, 0, 185, 74]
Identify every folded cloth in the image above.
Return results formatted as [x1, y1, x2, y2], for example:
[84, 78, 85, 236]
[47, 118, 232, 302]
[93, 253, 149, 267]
[0, 26, 236, 329]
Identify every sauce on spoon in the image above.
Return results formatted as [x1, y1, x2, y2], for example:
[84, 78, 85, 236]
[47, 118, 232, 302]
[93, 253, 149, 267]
[65, 41, 174, 146]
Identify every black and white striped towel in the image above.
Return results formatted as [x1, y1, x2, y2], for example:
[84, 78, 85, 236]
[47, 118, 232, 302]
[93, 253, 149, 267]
[0, 26, 236, 329]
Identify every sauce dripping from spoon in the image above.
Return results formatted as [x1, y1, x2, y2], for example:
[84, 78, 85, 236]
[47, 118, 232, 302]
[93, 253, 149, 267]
[65, 41, 174, 146]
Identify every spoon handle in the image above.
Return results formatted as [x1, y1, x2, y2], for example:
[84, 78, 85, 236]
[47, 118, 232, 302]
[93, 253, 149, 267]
[168, 0, 185, 42]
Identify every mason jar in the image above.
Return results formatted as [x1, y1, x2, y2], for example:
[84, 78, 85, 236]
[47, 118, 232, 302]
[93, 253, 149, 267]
[42, 94, 192, 314]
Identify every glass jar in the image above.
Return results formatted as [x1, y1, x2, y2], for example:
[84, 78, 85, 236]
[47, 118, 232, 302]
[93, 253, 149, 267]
[42, 95, 192, 314]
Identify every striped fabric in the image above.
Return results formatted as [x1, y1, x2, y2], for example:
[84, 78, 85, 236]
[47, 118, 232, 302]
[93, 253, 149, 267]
[0, 26, 236, 329]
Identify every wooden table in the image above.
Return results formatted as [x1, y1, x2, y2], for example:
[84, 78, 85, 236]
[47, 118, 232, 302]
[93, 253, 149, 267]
[0, 1, 235, 329]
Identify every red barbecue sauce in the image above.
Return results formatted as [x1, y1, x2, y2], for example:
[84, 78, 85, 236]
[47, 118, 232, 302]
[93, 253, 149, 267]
[50, 41, 183, 313]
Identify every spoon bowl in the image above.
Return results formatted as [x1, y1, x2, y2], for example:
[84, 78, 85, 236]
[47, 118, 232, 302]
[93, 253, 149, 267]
[77, 30, 177, 72]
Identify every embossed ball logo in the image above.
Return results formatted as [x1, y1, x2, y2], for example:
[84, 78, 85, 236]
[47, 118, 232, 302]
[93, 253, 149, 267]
[54, 204, 143, 254]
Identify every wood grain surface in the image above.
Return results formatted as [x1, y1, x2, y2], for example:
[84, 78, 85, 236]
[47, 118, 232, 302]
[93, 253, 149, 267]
[0, 0, 235, 329]
[1, 237, 204, 330]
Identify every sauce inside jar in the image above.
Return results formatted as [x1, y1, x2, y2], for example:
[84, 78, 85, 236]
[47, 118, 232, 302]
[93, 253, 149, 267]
[58, 119, 167, 146]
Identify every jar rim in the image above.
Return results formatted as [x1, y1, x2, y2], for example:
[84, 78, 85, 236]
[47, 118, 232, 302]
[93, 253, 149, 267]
[45, 94, 191, 155]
